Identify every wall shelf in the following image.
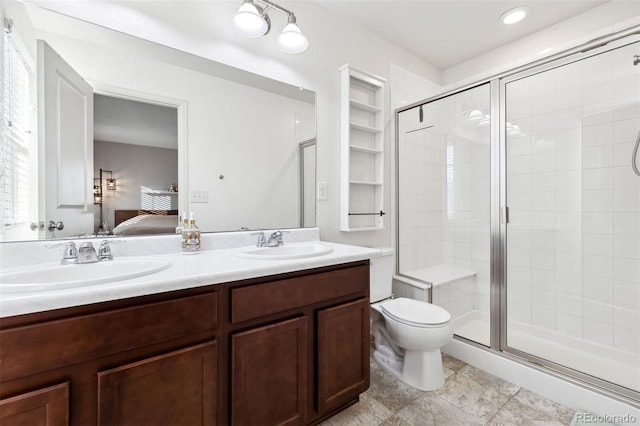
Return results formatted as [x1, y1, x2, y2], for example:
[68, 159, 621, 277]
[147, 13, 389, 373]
[350, 99, 382, 113]
[349, 145, 383, 154]
[349, 180, 383, 186]
[339, 64, 386, 232]
[350, 122, 382, 134]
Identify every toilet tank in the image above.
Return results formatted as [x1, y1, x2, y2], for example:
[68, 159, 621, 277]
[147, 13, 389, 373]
[370, 248, 394, 303]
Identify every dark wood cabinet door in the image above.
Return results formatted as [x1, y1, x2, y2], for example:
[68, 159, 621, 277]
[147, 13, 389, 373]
[317, 298, 370, 412]
[0, 382, 69, 426]
[97, 341, 217, 426]
[231, 316, 307, 426]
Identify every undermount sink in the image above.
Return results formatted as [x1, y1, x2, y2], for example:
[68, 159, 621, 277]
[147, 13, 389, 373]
[0, 257, 171, 292]
[237, 243, 333, 260]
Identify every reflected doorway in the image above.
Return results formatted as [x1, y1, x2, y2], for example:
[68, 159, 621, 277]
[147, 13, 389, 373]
[93, 94, 178, 234]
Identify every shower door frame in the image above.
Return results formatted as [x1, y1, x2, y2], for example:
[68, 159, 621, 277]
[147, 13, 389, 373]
[394, 25, 640, 407]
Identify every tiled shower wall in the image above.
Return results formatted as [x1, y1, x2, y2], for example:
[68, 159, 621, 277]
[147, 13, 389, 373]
[506, 42, 640, 354]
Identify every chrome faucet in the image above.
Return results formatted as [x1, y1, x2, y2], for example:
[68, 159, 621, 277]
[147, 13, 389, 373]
[46, 241, 78, 264]
[77, 242, 99, 264]
[252, 231, 267, 247]
[47, 240, 122, 264]
[62, 242, 78, 264]
[98, 240, 114, 261]
[266, 230, 287, 247]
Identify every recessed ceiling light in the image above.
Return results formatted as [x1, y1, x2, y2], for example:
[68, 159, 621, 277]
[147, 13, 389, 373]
[500, 6, 530, 25]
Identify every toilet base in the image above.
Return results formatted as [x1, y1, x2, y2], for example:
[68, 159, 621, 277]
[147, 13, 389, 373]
[402, 348, 445, 391]
[372, 349, 403, 377]
[373, 348, 445, 391]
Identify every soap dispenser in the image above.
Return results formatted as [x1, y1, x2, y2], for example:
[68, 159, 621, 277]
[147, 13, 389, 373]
[175, 211, 186, 234]
[182, 212, 200, 255]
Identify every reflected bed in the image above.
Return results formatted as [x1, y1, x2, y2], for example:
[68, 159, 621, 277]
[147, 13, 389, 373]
[112, 210, 178, 236]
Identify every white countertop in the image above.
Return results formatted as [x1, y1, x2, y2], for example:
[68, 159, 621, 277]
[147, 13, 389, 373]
[0, 240, 380, 318]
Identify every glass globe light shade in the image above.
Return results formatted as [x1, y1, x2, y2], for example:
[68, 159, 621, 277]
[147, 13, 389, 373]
[232, 2, 269, 37]
[277, 22, 308, 54]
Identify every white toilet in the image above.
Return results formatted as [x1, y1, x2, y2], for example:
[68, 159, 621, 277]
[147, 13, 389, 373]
[370, 249, 453, 391]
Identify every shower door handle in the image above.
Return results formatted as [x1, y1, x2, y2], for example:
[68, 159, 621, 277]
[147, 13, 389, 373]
[501, 207, 510, 224]
[632, 129, 640, 177]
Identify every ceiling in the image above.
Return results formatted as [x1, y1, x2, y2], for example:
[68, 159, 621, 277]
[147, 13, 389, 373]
[315, 0, 609, 70]
[94, 94, 178, 150]
[27, 0, 623, 73]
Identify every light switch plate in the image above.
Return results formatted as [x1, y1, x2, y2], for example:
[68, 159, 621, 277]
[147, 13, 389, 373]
[190, 190, 209, 203]
[317, 182, 327, 200]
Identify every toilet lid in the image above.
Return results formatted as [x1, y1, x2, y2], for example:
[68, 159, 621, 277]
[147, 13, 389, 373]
[380, 298, 451, 326]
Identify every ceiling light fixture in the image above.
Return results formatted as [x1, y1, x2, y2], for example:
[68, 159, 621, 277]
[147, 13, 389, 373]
[500, 6, 530, 25]
[278, 14, 309, 54]
[232, 0, 270, 37]
[232, 0, 309, 53]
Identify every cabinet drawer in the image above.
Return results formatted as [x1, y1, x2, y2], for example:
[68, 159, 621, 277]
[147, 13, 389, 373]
[0, 292, 217, 381]
[231, 263, 369, 323]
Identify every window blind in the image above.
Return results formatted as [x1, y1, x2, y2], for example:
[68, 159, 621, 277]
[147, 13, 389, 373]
[1, 23, 35, 234]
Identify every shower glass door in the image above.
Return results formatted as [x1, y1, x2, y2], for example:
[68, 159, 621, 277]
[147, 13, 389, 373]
[504, 39, 640, 393]
[397, 84, 492, 346]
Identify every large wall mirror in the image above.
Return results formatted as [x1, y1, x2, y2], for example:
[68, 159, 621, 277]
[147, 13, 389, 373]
[0, 1, 316, 242]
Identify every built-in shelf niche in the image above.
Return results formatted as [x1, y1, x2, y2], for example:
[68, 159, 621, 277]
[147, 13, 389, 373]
[339, 64, 386, 232]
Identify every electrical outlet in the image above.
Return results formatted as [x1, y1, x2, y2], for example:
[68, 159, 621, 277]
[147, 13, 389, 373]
[190, 190, 209, 203]
[317, 182, 327, 200]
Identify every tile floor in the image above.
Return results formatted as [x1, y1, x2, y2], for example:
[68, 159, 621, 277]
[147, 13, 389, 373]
[320, 353, 577, 426]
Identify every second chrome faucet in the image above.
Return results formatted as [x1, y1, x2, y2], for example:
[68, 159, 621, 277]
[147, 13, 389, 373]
[56, 240, 119, 264]
[251, 230, 288, 247]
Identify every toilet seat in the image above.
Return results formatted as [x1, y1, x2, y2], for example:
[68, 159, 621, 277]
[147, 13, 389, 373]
[380, 298, 451, 328]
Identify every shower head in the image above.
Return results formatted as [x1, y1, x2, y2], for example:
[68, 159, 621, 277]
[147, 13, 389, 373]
[634, 54, 639, 66]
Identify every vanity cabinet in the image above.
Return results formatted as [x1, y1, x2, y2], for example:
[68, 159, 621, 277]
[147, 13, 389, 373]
[0, 287, 219, 426]
[0, 259, 370, 426]
[223, 260, 370, 425]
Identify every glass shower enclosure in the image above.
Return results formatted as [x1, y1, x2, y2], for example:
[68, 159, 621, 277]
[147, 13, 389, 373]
[396, 31, 639, 404]
[397, 83, 492, 347]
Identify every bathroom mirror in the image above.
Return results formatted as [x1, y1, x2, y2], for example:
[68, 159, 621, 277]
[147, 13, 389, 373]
[1, 1, 316, 242]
